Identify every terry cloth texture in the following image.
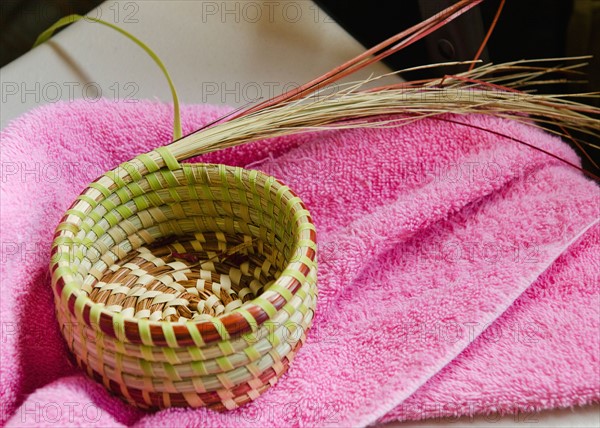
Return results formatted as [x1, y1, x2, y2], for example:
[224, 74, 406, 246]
[1, 100, 598, 427]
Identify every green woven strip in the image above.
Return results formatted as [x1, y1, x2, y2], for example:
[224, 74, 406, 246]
[155, 147, 181, 170]
[290, 253, 316, 267]
[162, 323, 179, 348]
[146, 174, 163, 192]
[160, 169, 180, 188]
[91, 224, 107, 239]
[52, 267, 72, 290]
[114, 339, 127, 356]
[218, 165, 233, 202]
[187, 346, 204, 361]
[89, 182, 111, 198]
[266, 283, 293, 302]
[237, 308, 259, 332]
[282, 286, 308, 318]
[215, 356, 234, 372]
[77, 194, 97, 208]
[55, 223, 79, 235]
[87, 210, 102, 224]
[263, 176, 274, 202]
[248, 170, 259, 189]
[119, 161, 143, 181]
[163, 363, 180, 381]
[182, 164, 196, 184]
[89, 303, 103, 326]
[198, 181, 217, 212]
[104, 212, 120, 228]
[133, 195, 150, 211]
[186, 322, 205, 347]
[163, 347, 180, 365]
[140, 345, 154, 362]
[81, 237, 95, 249]
[265, 322, 281, 348]
[296, 221, 316, 232]
[234, 168, 249, 206]
[211, 318, 230, 341]
[115, 204, 134, 219]
[293, 209, 313, 225]
[264, 179, 276, 222]
[52, 236, 76, 247]
[275, 185, 289, 211]
[284, 319, 301, 336]
[65, 209, 86, 221]
[297, 300, 308, 316]
[253, 297, 278, 319]
[105, 171, 127, 188]
[100, 198, 118, 212]
[137, 154, 160, 173]
[280, 268, 307, 285]
[187, 184, 199, 203]
[70, 248, 85, 263]
[115, 188, 131, 205]
[217, 340, 235, 356]
[59, 281, 79, 305]
[138, 318, 153, 346]
[128, 182, 146, 198]
[112, 313, 126, 342]
[281, 300, 296, 317]
[190, 360, 208, 376]
[243, 345, 262, 362]
[168, 188, 183, 203]
[139, 359, 154, 377]
[75, 293, 88, 323]
[296, 238, 317, 249]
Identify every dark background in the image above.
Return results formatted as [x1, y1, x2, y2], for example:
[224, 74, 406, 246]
[0, 0, 103, 66]
[314, 0, 599, 172]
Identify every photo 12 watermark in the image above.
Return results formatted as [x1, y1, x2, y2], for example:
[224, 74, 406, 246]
[3, 401, 103, 425]
[199, 1, 335, 24]
[232, 398, 340, 425]
[1, 81, 139, 104]
[199, 80, 340, 105]
[10, 0, 140, 25]
[0, 161, 106, 185]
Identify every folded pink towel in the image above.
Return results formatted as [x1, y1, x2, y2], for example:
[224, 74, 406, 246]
[1, 100, 598, 427]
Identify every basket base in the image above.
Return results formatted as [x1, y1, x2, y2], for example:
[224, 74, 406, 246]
[59, 232, 315, 410]
[74, 336, 306, 411]
[88, 233, 277, 322]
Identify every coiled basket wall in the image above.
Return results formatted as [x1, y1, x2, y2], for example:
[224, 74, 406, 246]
[50, 147, 318, 410]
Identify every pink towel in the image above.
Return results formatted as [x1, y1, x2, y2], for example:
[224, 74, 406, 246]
[1, 100, 598, 427]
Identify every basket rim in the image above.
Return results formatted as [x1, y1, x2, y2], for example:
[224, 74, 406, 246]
[50, 161, 317, 347]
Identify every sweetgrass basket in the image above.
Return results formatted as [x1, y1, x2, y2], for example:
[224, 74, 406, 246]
[50, 146, 318, 410]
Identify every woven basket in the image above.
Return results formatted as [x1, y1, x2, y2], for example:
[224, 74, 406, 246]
[50, 146, 318, 410]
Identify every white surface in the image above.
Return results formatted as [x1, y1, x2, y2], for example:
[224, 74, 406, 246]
[0, 1, 598, 426]
[0, 0, 397, 129]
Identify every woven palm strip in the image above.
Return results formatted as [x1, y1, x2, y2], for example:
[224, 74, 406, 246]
[50, 148, 318, 410]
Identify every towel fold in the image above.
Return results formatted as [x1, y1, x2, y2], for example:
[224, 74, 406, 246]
[1, 100, 598, 427]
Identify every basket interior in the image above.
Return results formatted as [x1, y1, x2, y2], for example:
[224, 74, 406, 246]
[56, 163, 308, 334]
[87, 232, 283, 322]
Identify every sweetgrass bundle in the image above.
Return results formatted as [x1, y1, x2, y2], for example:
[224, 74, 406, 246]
[40, 0, 599, 411]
